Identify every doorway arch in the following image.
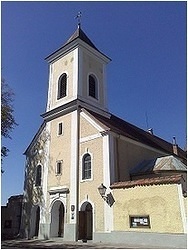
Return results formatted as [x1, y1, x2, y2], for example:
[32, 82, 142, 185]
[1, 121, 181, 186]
[50, 200, 65, 237]
[79, 202, 93, 241]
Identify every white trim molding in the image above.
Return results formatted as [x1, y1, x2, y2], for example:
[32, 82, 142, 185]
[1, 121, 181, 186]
[70, 111, 78, 224]
[80, 111, 106, 132]
[102, 134, 114, 232]
[177, 184, 187, 233]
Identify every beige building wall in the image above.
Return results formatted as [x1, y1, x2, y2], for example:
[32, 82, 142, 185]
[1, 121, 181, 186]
[46, 113, 73, 223]
[49, 51, 75, 109]
[79, 114, 106, 232]
[47, 113, 72, 188]
[112, 184, 185, 233]
[81, 49, 105, 108]
[117, 138, 168, 181]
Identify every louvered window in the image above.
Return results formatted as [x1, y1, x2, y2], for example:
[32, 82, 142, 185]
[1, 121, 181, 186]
[89, 75, 98, 99]
[57, 73, 67, 99]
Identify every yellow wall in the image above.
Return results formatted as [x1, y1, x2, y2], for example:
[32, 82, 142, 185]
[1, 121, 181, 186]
[50, 51, 74, 109]
[113, 184, 184, 233]
[47, 113, 72, 188]
[82, 50, 105, 107]
[79, 114, 105, 231]
[80, 115, 101, 138]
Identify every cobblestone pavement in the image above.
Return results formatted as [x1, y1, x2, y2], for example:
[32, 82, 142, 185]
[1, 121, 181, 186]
[1, 238, 176, 249]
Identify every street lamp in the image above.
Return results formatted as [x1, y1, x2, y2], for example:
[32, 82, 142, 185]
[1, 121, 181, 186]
[98, 183, 107, 197]
[98, 183, 115, 207]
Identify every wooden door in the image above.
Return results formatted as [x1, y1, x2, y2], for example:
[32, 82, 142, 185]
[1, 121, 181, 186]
[58, 203, 64, 237]
[78, 211, 87, 240]
[34, 206, 40, 237]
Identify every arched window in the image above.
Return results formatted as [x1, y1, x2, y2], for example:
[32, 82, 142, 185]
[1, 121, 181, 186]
[89, 75, 98, 99]
[57, 73, 67, 99]
[82, 154, 91, 180]
[35, 165, 42, 186]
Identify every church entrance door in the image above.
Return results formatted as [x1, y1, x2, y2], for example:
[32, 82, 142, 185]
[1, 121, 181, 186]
[78, 202, 93, 241]
[34, 206, 40, 237]
[30, 205, 40, 238]
[50, 201, 65, 237]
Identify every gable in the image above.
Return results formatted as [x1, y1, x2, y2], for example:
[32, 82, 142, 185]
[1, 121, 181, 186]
[24, 121, 46, 155]
[80, 110, 108, 139]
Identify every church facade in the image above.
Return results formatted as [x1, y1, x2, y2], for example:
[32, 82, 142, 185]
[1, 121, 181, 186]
[21, 25, 187, 247]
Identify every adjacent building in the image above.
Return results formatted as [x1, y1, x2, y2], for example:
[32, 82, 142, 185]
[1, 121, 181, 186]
[1, 195, 23, 239]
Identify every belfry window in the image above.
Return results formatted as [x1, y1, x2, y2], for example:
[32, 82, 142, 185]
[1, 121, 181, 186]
[82, 153, 91, 180]
[35, 165, 42, 186]
[57, 73, 67, 99]
[89, 75, 98, 99]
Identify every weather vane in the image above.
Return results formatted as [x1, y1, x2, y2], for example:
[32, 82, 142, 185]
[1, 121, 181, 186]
[75, 11, 82, 28]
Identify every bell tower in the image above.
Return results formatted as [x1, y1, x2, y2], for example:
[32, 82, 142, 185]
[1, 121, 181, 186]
[44, 25, 111, 115]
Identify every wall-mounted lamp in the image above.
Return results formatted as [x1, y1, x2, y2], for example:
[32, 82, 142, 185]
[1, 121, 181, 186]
[98, 183, 107, 197]
[98, 183, 115, 207]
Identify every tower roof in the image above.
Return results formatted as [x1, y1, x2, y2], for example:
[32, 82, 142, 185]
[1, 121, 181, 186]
[45, 26, 110, 62]
[64, 26, 99, 51]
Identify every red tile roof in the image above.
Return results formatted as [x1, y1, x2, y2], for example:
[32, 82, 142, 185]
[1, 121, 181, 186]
[110, 174, 183, 189]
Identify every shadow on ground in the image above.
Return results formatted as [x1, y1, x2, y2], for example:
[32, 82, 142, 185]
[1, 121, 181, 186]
[1, 239, 129, 249]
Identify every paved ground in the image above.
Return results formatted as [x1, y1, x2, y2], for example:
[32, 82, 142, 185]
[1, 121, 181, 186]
[1, 238, 180, 249]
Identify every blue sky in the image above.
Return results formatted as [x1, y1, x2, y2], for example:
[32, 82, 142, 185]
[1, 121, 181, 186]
[1, 1, 186, 205]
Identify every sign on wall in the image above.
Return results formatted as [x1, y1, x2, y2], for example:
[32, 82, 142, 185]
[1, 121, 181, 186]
[129, 215, 150, 228]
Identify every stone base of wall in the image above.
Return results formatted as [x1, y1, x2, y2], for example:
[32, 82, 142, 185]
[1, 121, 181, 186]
[38, 223, 76, 241]
[39, 223, 50, 240]
[93, 231, 187, 249]
[64, 224, 76, 241]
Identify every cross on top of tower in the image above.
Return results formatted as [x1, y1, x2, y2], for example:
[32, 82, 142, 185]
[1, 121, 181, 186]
[75, 11, 82, 28]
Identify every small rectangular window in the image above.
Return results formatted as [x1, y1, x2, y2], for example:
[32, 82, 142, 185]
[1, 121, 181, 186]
[56, 161, 62, 175]
[58, 122, 63, 135]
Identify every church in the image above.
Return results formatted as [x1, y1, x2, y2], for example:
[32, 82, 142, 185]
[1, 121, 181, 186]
[21, 23, 187, 247]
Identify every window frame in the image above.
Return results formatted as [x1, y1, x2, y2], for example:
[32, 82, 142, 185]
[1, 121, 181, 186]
[82, 153, 92, 180]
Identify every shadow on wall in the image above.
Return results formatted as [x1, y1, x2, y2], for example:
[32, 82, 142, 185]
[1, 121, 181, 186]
[20, 128, 51, 239]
